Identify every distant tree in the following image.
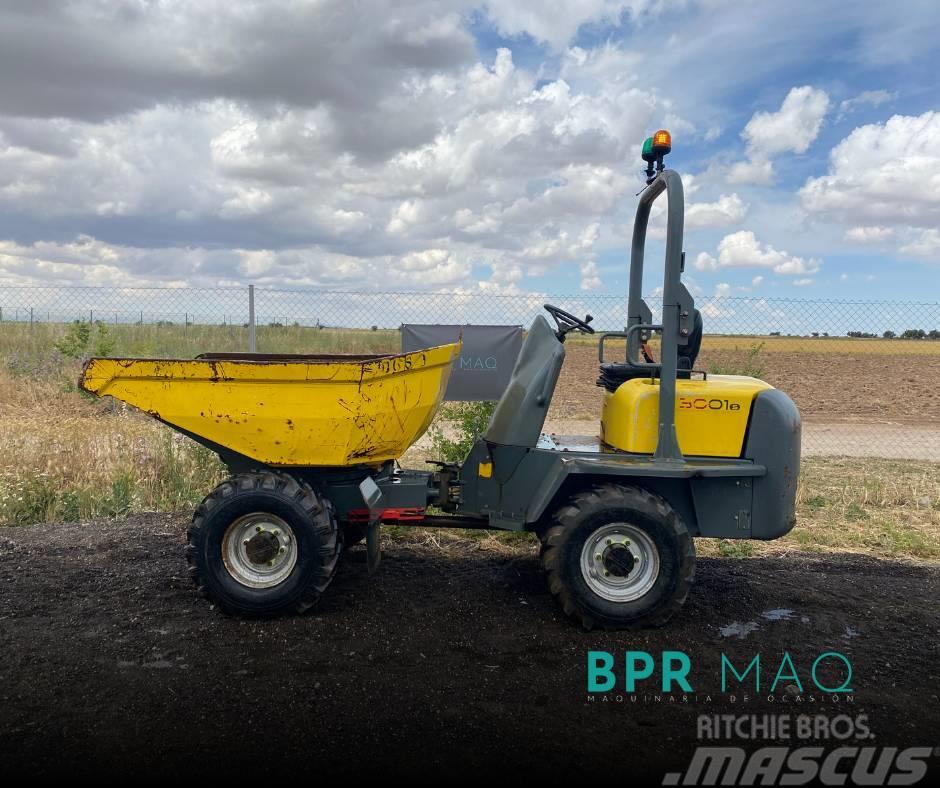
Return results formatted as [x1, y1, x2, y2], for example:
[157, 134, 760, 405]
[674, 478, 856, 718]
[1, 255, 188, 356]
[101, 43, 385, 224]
[929, 329, 940, 340]
[769, 331, 781, 336]
[883, 330, 896, 339]
[901, 328, 927, 340]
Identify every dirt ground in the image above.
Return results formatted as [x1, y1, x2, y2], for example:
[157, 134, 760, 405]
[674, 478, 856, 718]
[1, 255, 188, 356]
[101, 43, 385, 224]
[2, 514, 939, 781]
[551, 344, 940, 422]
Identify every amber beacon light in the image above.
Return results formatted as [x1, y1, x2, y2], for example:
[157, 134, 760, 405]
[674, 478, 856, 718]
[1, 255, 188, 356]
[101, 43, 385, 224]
[642, 128, 672, 183]
[652, 129, 672, 154]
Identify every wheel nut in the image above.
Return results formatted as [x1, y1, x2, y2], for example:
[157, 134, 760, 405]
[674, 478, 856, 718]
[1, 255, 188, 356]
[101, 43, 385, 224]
[595, 553, 602, 561]
[256, 526, 262, 533]
[605, 538, 612, 545]
[279, 547, 286, 554]
[603, 570, 610, 577]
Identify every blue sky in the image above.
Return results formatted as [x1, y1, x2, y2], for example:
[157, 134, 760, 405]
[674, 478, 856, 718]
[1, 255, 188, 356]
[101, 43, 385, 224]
[0, 1, 937, 303]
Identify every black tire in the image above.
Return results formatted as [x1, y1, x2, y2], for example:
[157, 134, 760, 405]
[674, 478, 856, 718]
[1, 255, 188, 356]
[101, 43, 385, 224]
[186, 471, 341, 617]
[539, 484, 694, 630]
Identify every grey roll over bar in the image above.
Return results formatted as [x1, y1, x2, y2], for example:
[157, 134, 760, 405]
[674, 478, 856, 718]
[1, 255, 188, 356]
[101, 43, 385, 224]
[625, 169, 697, 463]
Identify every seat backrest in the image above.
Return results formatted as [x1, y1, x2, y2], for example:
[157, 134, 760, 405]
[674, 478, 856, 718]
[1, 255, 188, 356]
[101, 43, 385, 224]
[677, 308, 703, 370]
[484, 315, 565, 447]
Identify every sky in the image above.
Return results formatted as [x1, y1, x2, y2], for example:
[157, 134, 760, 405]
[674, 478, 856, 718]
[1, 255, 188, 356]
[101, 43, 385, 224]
[0, 0, 939, 303]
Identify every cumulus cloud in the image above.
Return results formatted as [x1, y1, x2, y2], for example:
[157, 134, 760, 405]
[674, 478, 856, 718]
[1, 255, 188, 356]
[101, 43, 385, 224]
[579, 260, 602, 290]
[686, 193, 748, 228]
[726, 158, 775, 186]
[801, 111, 940, 232]
[741, 87, 830, 157]
[647, 175, 746, 237]
[899, 229, 940, 258]
[728, 86, 829, 185]
[837, 89, 896, 121]
[0, 2, 928, 292]
[844, 226, 894, 244]
[692, 231, 821, 276]
[0, 236, 478, 289]
[0, 18, 676, 289]
[483, 1, 672, 51]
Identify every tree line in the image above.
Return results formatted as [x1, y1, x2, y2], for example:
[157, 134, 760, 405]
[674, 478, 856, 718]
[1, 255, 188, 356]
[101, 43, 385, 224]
[846, 329, 940, 339]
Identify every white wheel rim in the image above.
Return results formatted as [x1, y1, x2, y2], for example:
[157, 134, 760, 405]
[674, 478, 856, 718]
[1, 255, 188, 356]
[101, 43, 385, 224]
[222, 512, 297, 589]
[579, 523, 660, 602]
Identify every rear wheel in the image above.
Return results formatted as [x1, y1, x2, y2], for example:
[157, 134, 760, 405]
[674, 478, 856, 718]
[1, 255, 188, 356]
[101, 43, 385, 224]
[540, 484, 694, 629]
[187, 471, 340, 617]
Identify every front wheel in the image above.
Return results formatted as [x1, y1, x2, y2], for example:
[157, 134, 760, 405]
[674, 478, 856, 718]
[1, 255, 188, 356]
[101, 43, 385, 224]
[540, 484, 694, 629]
[186, 472, 341, 617]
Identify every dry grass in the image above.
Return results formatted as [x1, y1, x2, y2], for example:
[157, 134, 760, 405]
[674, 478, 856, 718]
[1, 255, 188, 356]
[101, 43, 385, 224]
[2, 370, 937, 560]
[382, 454, 940, 561]
[1, 322, 938, 562]
[570, 333, 940, 355]
[5, 320, 938, 361]
[0, 366, 224, 524]
[699, 457, 940, 560]
[0, 322, 399, 363]
[404, 421, 939, 560]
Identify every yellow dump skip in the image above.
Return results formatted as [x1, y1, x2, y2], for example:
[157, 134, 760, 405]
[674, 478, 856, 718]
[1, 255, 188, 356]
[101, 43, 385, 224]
[80, 344, 460, 467]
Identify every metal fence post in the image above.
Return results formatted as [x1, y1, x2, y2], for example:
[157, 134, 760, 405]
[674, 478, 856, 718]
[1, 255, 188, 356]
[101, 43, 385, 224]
[248, 284, 257, 352]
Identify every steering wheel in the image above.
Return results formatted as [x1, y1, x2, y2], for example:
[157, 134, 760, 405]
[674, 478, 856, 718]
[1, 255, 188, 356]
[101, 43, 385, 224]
[544, 303, 595, 340]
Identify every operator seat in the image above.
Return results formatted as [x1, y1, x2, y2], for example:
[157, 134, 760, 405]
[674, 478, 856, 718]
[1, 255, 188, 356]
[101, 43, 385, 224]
[596, 309, 703, 393]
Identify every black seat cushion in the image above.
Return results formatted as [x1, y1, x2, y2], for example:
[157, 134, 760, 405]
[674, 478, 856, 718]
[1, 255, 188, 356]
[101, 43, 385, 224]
[596, 310, 703, 393]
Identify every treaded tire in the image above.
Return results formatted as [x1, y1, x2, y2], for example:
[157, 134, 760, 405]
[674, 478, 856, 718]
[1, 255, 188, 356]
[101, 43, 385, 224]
[186, 471, 340, 617]
[539, 484, 694, 630]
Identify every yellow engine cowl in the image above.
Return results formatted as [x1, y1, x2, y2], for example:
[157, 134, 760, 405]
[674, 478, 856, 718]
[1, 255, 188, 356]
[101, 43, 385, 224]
[600, 375, 773, 458]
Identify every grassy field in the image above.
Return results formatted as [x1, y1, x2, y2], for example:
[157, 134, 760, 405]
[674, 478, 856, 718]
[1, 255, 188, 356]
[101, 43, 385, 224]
[571, 332, 940, 354]
[1, 320, 938, 560]
[0, 321, 400, 362]
[4, 320, 939, 361]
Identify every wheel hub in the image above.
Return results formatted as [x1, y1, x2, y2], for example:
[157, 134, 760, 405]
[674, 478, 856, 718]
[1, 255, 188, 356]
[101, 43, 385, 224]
[602, 543, 637, 578]
[222, 513, 297, 589]
[580, 523, 660, 602]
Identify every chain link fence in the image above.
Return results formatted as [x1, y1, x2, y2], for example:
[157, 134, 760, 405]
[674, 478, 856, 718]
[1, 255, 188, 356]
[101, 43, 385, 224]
[1, 284, 939, 460]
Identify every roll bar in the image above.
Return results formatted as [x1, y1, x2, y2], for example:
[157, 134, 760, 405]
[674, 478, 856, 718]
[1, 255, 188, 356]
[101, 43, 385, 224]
[626, 170, 696, 463]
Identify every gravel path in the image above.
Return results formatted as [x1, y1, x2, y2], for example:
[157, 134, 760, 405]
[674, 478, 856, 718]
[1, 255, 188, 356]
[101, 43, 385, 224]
[540, 418, 940, 461]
